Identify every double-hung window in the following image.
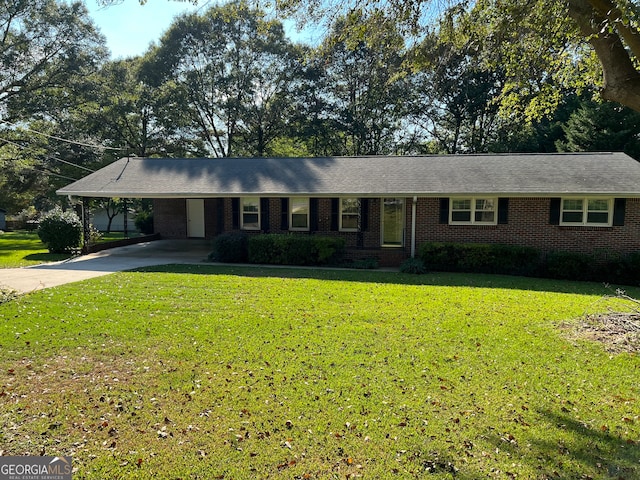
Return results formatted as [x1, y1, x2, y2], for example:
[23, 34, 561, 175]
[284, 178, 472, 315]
[340, 198, 359, 231]
[450, 198, 497, 225]
[241, 197, 260, 230]
[561, 198, 612, 226]
[290, 197, 309, 230]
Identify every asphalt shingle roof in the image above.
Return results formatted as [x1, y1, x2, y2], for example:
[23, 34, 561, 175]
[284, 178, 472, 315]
[57, 152, 640, 198]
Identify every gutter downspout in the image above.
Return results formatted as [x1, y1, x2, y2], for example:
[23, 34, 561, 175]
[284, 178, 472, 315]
[411, 196, 417, 258]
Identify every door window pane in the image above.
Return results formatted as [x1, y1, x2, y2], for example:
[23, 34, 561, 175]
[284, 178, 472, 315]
[382, 198, 404, 246]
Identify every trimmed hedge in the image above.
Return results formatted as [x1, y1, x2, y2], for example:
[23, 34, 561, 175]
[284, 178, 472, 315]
[209, 232, 249, 263]
[248, 234, 345, 266]
[209, 233, 345, 266]
[418, 242, 540, 276]
[418, 241, 640, 285]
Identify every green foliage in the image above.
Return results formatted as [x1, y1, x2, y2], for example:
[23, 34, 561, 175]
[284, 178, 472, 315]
[556, 99, 640, 160]
[419, 242, 541, 276]
[208, 232, 249, 263]
[37, 207, 83, 254]
[399, 257, 427, 274]
[545, 251, 594, 281]
[349, 257, 379, 269]
[134, 210, 154, 235]
[248, 234, 345, 265]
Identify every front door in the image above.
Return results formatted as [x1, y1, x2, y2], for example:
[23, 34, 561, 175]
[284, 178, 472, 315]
[382, 198, 404, 246]
[187, 199, 205, 238]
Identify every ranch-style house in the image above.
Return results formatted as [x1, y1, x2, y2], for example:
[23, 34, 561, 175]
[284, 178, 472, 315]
[57, 152, 640, 266]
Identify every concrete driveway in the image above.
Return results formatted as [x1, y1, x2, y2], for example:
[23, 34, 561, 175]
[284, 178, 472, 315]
[0, 240, 211, 294]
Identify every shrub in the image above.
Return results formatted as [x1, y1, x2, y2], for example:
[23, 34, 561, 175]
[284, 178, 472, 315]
[209, 232, 248, 263]
[418, 242, 540, 276]
[134, 211, 154, 235]
[400, 257, 427, 274]
[545, 251, 593, 281]
[37, 207, 83, 253]
[350, 258, 379, 270]
[248, 234, 345, 266]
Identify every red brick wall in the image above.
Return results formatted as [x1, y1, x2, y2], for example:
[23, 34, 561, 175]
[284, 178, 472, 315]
[154, 196, 640, 265]
[415, 197, 640, 256]
[153, 199, 187, 239]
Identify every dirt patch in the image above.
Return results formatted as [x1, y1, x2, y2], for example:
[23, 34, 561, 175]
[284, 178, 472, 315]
[567, 312, 640, 354]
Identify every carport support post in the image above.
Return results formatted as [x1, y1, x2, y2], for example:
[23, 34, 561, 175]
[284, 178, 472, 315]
[82, 198, 91, 254]
[123, 198, 128, 238]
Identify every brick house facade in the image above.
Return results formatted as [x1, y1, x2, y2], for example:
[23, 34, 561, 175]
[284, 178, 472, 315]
[152, 196, 640, 267]
[58, 153, 640, 267]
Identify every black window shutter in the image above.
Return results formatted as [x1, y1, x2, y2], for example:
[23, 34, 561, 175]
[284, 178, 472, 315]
[360, 198, 369, 231]
[439, 198, 449, 224]
[549, 198, 561, 225]
[310, 198, 319, 232]
[497, 198, 509, 224]
[330, 198, 339, 231]
[260, 197, 270, 232]
[216, 198, 225, 234]
[613, 198, 626, 226]
[280, 198, 289, 230]
[232, 197, 240, 229]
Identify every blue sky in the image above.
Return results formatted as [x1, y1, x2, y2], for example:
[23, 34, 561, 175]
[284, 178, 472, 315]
[85, 0, 203, 59]
[84, 0, 321, 59]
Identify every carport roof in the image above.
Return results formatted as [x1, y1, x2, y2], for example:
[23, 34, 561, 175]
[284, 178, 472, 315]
[57, 152, 640, 198]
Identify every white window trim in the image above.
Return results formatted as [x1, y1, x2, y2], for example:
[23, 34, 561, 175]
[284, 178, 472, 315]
[241, 197, 260, 230]
[449, 197, 498, 225]
[289, 197, 310, 231]
[339, 198, 359, 232]
[560, 197, 613, 227]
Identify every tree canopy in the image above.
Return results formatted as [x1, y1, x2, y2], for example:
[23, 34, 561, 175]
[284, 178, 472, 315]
[276, 0, 640, 114]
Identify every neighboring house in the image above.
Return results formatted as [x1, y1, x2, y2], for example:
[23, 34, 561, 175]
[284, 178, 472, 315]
[57, 153, 640, 266]
[90, 208, 137, 233]
[0, 209, 5, 231]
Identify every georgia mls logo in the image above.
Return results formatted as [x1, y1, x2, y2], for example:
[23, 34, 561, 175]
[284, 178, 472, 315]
[0, 456, 72, 480]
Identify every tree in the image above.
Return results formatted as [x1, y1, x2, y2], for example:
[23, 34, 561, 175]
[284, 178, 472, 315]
[276, 0, 640, 114]
[407, 30, 505, 154]
[0, 0, 107, 118]
[145, 1, 302, 157]
[86, 57, 200, 158]
[311, 10, 412, 155]
[556, 98, 640, 159]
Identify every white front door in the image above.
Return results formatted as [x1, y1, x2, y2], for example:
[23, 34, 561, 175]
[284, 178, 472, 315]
[187, 199, 205, 238]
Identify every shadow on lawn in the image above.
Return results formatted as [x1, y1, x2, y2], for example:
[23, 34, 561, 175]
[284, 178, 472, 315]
[490, 409, 640, 479]
[134, 263, 623, 296]
[531, 410, 640, 480]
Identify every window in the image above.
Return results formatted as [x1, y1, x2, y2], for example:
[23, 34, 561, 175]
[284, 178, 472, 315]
[340, 198, 359, 231]
[450, 197, 496, 225]
[290, 197, 309, 230]
[561, 198, 612, 226]
[241, 197, 260, 230]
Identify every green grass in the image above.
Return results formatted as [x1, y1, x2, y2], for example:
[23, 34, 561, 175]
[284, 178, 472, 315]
[0, 231, 71, 267]
[1, 266, 639, 479]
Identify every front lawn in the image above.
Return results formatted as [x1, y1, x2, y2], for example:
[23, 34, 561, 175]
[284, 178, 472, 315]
[1, 266, 638, 479]
[0, 231, 71, 268]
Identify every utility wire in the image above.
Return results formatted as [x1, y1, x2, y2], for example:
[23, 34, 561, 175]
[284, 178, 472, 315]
[0, 119, 125, 152]
[29, 167, 79, 182]
[0, 137, 96, 173]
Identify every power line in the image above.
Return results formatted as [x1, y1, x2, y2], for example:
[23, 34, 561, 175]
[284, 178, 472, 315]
[0, 119, 125, 152]
[0, 137, 96, 173]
